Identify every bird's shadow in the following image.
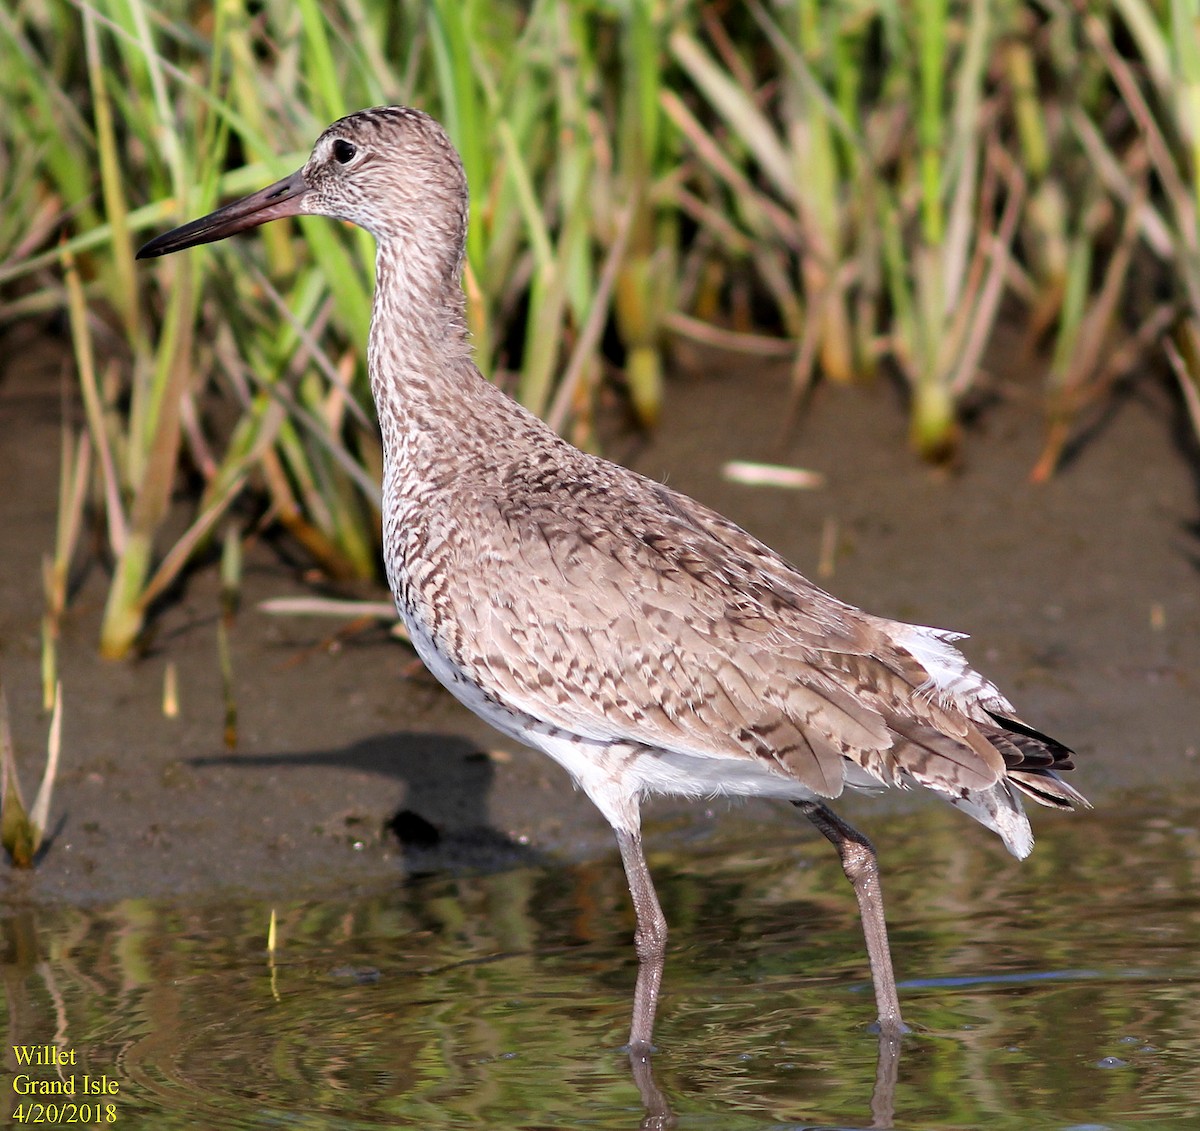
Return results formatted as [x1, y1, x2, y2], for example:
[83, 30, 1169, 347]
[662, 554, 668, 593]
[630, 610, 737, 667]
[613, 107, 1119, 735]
[189, 729, 546, 873]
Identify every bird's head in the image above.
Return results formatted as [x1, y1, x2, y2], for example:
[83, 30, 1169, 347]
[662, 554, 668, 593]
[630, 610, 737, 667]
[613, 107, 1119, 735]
[137, 107, 468, 276]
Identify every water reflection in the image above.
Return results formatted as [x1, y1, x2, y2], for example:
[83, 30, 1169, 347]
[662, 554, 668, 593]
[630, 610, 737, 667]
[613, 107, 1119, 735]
[0, 790, 1197, 1129]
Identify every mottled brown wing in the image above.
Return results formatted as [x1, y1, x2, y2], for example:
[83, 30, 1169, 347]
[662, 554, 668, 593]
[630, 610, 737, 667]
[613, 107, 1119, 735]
[435, 459, 1005, 800]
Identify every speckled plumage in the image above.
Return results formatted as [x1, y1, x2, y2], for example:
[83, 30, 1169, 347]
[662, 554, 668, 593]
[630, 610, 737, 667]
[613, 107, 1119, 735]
[138, 106, 1088, 1047]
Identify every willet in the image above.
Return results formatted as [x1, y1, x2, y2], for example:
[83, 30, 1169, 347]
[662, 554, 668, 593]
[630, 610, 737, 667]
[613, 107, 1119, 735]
[138, 107, 1088, 1051]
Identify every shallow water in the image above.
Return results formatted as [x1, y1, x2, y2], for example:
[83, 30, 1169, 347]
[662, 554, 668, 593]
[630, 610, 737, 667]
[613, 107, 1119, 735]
[2, 791, 1197, 1130]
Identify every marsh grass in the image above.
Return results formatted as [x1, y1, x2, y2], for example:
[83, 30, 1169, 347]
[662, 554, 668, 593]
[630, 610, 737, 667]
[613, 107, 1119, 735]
[1, 0, 1198, 656]
[0, 674, 62, 869]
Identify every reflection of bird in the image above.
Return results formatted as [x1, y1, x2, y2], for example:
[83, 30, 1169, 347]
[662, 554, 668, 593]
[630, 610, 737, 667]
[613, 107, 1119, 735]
[138, 106, 1088, 1050]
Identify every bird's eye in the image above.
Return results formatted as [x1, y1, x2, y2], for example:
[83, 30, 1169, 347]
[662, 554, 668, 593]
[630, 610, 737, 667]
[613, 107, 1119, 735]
[332, 139, 357, 165]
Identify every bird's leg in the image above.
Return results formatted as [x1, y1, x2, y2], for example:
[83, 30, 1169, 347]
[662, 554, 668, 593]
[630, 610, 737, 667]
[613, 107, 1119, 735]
[615, 827, 668, 1057]
[794, 800, 907, 1036]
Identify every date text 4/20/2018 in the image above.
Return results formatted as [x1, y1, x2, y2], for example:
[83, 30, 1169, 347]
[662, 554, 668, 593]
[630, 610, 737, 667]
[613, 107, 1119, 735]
[13, 1103, 117, 1124]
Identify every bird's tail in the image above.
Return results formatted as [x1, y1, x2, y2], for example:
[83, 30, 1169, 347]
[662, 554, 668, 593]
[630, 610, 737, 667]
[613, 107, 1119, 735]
[944, 712, 1088, 860]
[981, 711, 1091, 811]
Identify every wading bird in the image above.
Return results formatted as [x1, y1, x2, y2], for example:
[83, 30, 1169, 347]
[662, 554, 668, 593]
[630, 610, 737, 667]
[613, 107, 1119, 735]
[138, 107, 1087, 1053]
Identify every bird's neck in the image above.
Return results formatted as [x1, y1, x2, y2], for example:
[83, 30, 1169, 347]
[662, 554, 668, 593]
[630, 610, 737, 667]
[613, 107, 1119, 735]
[367, 243, 493, 461]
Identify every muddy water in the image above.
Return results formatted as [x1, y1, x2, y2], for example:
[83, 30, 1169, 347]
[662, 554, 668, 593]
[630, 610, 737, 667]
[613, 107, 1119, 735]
[2, 794, 1198, 1129]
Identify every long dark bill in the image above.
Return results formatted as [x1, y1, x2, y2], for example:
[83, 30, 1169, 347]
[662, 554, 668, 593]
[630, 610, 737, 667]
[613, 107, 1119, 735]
[136, 168, 310, 259]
